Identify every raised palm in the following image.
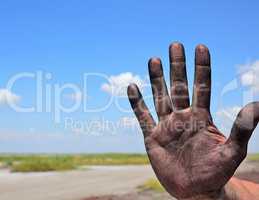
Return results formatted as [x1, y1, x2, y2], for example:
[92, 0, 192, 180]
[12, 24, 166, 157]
[127, 43, 259, 199]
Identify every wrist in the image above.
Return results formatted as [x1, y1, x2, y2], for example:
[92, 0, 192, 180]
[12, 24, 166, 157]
[179, 189, 227, 200]
[224, 177, 259, 200]
[179, 181, 236, 200]
[181, 177, 259, 200]
[177, 177, 259, 200]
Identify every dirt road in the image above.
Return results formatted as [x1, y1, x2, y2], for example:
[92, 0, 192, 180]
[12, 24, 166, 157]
[0, 166, 155, 200]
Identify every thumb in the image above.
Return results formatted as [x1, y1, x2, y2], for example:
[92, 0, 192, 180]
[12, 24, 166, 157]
[227, 102, 259, 148]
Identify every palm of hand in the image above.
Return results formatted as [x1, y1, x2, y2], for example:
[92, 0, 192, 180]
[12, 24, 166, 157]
[128, 43, 259, 199]
[148, 108, 241, 198]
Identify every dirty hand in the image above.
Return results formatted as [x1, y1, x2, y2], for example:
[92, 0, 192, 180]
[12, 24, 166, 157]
[128, 43, 259, 200]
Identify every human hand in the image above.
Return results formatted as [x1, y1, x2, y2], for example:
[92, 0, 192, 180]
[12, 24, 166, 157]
[127, 42, 259, 199]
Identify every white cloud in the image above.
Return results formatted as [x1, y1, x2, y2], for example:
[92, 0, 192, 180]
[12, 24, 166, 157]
[239, 60, 259, 91]
[215, 106, 259, 152]
[216, 106, 241, 121]
[215, 106, 241, 135]
[0, 89, 20, 105]
[101, 72, 145, 96]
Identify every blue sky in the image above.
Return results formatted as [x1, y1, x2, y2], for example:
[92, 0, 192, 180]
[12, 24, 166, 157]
[0, 0, 259, 153]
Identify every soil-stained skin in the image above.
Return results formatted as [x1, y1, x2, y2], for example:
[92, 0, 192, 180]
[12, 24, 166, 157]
[128, 42, 259, 199]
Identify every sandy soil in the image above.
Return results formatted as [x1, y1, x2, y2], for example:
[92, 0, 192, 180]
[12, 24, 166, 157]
[0, 166, 155, 200]
[83, 170, 259, 200]
[82, 191, 173, 200]
[83, 160, 259, 200]
[0, 160, 258, 200]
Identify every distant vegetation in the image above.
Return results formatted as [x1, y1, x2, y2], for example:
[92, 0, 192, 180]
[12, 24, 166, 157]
[0, 154, 150, 172]
[138, 178, 165, 192]
[248, 153, 259, 161]
[0, 153, 257, 172]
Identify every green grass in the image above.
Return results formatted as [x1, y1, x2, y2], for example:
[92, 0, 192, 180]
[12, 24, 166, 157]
[0, 154, 149, 172]
[138, 178, 165, 193]
[12, 158, 75, 172]
[3, 153, 257, 173]
[248, 153, 259, 161]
